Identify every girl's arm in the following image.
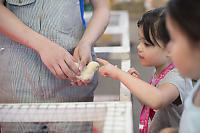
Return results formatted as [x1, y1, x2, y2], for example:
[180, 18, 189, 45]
[97, 58, 180, 109]
[0, 0, 79, 80]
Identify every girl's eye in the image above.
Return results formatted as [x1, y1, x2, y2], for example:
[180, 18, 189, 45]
[144, 42, 153, 47]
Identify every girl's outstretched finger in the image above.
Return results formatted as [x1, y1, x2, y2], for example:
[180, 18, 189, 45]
[97, 58, 109, 65]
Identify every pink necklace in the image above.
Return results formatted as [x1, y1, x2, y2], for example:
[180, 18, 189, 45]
[139, 63, 175, 133]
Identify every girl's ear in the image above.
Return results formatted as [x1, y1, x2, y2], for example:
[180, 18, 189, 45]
[166, 48, 172, 59]
[198, 41, 200, 50]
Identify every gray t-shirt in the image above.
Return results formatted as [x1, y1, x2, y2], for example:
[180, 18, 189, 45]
[149, 68, 193, 133]
[179, 80, 200, 133]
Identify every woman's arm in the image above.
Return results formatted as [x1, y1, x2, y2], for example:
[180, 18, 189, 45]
[97, 58, 180, 109]
[0, 0, 80, 80]
[72, 0, 109, 85]
[0, 0, 42, 51]
[73, 0, 110, 70]
[82, 0, 109, 48]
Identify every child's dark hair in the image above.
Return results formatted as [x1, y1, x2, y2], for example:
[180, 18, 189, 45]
[168, 0, 200, 44]
[137, 7, 170, 47]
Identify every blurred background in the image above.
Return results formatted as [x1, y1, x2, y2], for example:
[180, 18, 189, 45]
[85, 0, 168, 132]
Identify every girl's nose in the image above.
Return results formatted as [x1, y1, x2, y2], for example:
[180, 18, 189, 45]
[137, 42, 143, 53]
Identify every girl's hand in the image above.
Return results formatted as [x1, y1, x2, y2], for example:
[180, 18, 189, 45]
[97, 58, 121, 80]
[127, 67, 140, 78]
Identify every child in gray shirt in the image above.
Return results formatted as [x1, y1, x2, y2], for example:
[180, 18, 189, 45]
[97, 7, 193, 133]
[149, 68, 192, 133]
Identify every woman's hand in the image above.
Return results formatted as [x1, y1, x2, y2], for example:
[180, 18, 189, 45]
[73, 43, 92, 71]
[128, 67, 140, 78]
[72, 43, 92, 86]
[97, 58, 121, 80]
[38, 41, 80, 80]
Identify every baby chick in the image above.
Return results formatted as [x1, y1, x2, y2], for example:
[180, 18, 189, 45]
[75, 61, 100, 81]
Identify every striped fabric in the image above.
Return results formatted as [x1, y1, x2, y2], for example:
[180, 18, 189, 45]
[0, 0, 98, 103]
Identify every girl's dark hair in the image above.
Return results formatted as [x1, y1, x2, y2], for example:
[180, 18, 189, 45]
[168, 0, 200, 43]
[137, 7, 170, 47]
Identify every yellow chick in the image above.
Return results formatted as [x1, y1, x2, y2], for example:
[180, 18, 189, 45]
[75, 61, 100, 81]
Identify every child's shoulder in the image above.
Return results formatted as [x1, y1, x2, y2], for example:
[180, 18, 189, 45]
[164, 68, 183, 80]
[160, 68, 193, 102]
[162, 68, 192, 89]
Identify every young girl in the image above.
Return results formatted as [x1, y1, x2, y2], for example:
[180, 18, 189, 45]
[160, 0, 200, 133]
[97, 8, 193, 133]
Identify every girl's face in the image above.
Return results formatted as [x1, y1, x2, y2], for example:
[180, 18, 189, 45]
[137, 27, 169, 67]
[166, 15, 200, 79]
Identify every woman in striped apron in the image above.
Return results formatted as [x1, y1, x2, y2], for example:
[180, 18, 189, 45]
[0, 0, 109, 103]
[0, 0, 109, 132]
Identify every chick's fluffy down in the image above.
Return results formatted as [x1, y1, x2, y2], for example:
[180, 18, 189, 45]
[75, 61, 99, 81]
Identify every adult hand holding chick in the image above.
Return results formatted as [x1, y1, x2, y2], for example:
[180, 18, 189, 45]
[76, 61, 100, 81]
[71, 61, 100, 86]
[72, 42, 93, 86]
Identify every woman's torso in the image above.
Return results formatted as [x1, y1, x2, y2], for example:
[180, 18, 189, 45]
[5, 0, 84, 50]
